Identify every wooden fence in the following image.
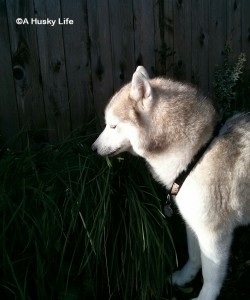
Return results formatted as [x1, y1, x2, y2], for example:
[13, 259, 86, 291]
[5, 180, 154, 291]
[1, 0, 250, 145]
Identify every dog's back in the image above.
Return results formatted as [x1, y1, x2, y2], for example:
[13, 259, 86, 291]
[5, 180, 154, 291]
[205, 114, 250, 226]
[176, 113, 250, 232]
[227, 114, 250, 225]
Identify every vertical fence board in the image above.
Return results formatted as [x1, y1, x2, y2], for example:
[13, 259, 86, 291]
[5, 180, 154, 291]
[162, 0, 174, 76]
[227, 0, 242, 59]
[1, 0, 250, 145]
[0, 0, 20, 146]
[34, 0, 71, 143]
[153, 0, 163, 75]
[61, 0, 93, 130]
[6, 0, 47, 144]
[109, 0, 135, 90]
[191, 0, 209, 92]
[173, 0, 192, 82]
[87, 0, 114, 120]
[133, 0, 155, 77]
[154, 0, 174, 76]
[242, 0, 250, 69]
[208, 0, 227, 92]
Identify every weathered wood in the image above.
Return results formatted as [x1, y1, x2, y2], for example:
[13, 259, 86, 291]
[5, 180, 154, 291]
[208, 0, 227, 93]
[133, 0, 155, 77]
[163, 0, 174, 77]
[240, 0, 250, 111]
[33, 0, 71, 143]
[109, 0, 135, 90]
[1, 0, 250, 146]
[0, 0, 20, 147]
[242, 0, 250, 69]
[87, 0, 114, 121]
[61, 0, 93, 130]
[153, 0, 162, 75]
[173, 0, 192, 83]
[154, 0, 172, 76]
[191, 0, 209, 92]
[227, 0, 242, 60]
[6, 0, 48, 144]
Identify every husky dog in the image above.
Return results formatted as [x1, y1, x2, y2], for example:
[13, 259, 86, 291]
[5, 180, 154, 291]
[92, 66, 250, 300]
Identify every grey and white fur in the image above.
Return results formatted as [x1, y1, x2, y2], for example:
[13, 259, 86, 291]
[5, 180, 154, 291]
[92, 66, 250, 300]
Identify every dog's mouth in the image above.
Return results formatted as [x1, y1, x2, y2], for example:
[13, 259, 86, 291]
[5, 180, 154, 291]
[109, 147, 121, 156]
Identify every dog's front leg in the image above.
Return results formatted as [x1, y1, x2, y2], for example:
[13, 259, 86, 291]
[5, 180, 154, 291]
[172, 226, 201, 286]
[192, 230, 233, 300]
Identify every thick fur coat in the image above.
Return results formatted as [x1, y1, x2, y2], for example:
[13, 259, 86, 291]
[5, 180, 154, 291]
[92, 66, 250, 300]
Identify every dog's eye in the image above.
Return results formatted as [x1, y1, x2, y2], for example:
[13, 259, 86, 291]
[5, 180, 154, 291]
[110, 125, 117, 129]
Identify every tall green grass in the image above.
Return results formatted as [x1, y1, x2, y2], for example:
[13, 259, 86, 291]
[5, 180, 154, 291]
[0, 129, 175, 300]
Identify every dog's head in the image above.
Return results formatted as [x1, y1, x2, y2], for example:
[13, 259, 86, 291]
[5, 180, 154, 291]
[92, 66, 152, 156]
[92, 65, 220, 158]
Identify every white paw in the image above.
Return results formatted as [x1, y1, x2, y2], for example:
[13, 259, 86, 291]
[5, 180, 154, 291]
[172, 270, 187, 286]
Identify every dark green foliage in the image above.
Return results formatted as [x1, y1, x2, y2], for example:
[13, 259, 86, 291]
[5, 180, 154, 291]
[0, 129, 175, 300]
[213, 43, 247, 117]
[234, 68, 250, 112]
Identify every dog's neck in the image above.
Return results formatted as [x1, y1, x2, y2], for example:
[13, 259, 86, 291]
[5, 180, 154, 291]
[145, 146, 195, 189]
[145, 120, 223, 191]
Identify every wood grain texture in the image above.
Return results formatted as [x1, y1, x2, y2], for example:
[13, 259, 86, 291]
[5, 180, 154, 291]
[1, 0, 250, 145]
[227, 0, 242, 60]
[87, 0, 113, 120]
[163, 0, 174, 77]
[61, 0, 94, 130]
[34, 0, 71, 143]
[154, 0, 169, 75]
[0, 1, 20, 145]
[109, 0, 135, 90]
[6, 0, 47, 144]
[242, 0, 250, 69]
[191, 0, 209, 91]
[133, 0, 155, 77]
[173, 0, 192, 82]
[208, 0, 227, 92]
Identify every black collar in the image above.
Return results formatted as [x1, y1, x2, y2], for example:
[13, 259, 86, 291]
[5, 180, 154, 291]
[164, 121, 224, 217]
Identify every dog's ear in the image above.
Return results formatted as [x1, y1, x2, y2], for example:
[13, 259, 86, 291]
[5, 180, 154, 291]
[135, 66, 149, 79]
[130, 66, 152, 103]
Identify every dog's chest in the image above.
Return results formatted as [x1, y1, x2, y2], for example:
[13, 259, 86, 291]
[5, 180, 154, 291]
[174, 171, 213, 229]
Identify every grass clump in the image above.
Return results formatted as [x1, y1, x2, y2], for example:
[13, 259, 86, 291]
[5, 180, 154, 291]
[0, 128, 175, 300]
